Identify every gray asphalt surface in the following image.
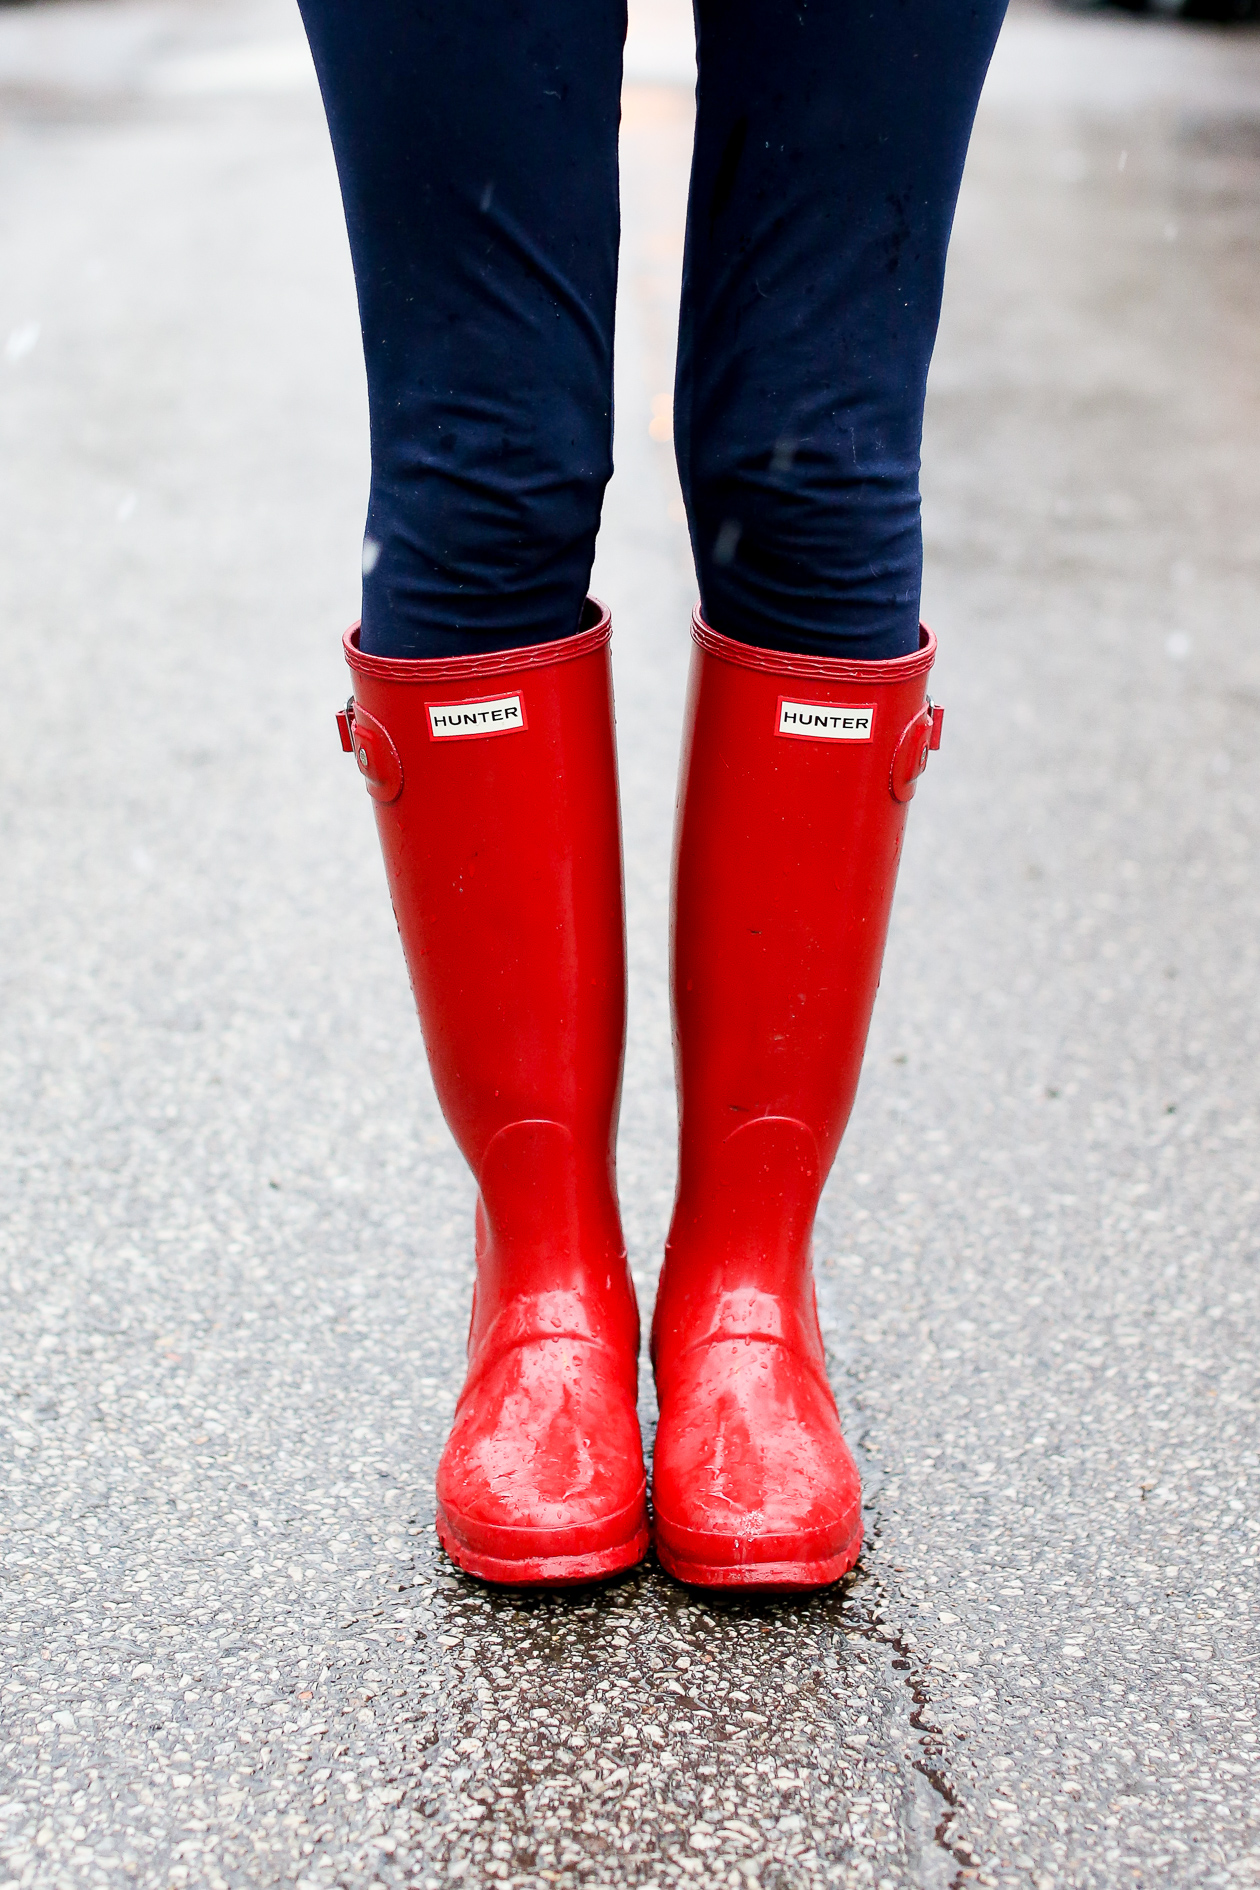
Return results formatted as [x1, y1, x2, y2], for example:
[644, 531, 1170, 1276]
[2, 1, 1259, 1885]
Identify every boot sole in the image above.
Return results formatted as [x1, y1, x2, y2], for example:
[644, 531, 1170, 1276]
[435, 1499, 650, 1589]
[653, 1515, 863, 1594]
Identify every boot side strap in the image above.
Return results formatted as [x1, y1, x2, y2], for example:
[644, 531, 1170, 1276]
[891, 695, 944, 802]
[335, 698, 404, 804]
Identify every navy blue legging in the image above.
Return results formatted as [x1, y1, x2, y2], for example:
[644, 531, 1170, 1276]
[297, 0, 1006, 663]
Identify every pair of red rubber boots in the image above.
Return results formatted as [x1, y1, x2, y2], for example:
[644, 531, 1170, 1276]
[339, 599, 940, 1590]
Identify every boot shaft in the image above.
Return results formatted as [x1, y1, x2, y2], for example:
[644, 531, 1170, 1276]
[343, 601, 627, 1179]
[341, 601, 634, 1360]
[658, 611, 940, 1369]
[671, 610, 939, 1177]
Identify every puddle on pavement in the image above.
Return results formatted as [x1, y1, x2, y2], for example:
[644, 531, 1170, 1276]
[313, 1514, 975, 1889]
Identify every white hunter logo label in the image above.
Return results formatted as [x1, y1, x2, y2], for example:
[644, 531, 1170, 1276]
[777, 698, 875, 740]
[427, 693, 527, 739]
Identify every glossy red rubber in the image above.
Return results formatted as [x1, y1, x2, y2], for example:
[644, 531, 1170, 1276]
[343, 600, 647, 1586]
[651, 610, 939, 1592]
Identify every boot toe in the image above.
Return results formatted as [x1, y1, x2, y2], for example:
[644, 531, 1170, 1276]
[436, 1337, 648, 1584]
[652, 1339, 862, 1590]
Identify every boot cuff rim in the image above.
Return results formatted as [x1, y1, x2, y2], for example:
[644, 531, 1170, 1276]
[343, 596, 612, 682]
[692, 607, 936, 683]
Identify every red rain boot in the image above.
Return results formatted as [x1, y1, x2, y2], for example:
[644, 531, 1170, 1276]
[339, 600, 647, 1585]
[651, 609, 942, 1590]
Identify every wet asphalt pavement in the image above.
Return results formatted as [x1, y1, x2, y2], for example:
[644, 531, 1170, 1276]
[2, 0, 1260, 1885]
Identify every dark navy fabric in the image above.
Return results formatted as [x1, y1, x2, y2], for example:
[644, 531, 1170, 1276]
[298, 0, 1007, 663]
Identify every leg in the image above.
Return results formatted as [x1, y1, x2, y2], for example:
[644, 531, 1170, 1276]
[298, 0, 626, 657]
[308, 3, 647, 1583]
[653, 0, 1004, 1589]
[675, 0, 1008, 661]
